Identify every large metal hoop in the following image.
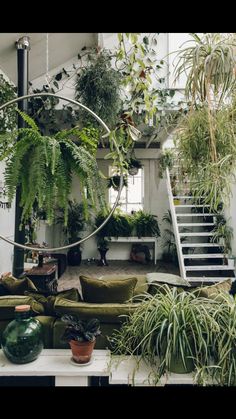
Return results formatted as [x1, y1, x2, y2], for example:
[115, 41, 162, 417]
[0, 92, 123, 252]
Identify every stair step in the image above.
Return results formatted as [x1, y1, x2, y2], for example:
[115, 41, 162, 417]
[187, 277, 233, 282]
[180, 232, 214, 236]
[185, 265, 234, 271]
[181, 243, 222, 247]
[183, 254, 226, 259]
[175, 205, 210, 208]
[173, 196, 205, 199]
[178, 223, 214, 227]
[177, 213, 215, 217]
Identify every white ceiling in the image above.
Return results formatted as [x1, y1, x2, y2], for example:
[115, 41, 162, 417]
[0, 33, 97, 84]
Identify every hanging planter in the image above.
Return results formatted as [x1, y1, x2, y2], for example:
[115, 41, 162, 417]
[127, 158, 143, 176]
[107, 175, 128, 190]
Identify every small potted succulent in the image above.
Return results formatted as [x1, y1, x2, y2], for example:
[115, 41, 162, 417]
[61, 315, 101, 364]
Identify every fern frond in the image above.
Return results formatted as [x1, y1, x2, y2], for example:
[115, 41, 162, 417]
[16, 109, 39, 131]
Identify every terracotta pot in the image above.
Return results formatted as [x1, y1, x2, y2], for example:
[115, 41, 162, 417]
[69, 339, 95, 364]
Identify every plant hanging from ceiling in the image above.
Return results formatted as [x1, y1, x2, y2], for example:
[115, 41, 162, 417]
[0, 111, 107, 227]
[174, 33, 236, 211]
[75, 50, 122, 129]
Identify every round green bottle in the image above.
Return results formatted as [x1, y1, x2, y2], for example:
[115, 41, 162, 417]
[1, 304, 43, 364]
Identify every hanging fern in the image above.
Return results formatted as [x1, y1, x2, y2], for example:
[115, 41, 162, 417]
[0, 112, 107, 227]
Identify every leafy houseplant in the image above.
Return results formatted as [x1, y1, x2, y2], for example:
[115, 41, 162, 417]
[107, 175, 128, 190]
[133, 210, 160, 238]
[211, 216, 233, 260]
[0, 111, 106, 227]
[158, 149, 175, 179]
[0, 73, 17, 135]
[95, 210, 134, 240]
[57, 200, 86, 266]
[61, 315, 101, 364]
[110, 285, 220, 383]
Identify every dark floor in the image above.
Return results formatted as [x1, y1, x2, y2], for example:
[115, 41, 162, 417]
[58, 260, 179, 291]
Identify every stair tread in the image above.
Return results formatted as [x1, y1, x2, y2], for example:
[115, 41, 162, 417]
[175, 204, 210, 208]
[178, 223, 214, 226]
[176, 213, 216, 217]
[180, 232, 214, 236]
[185, 265, 234, 271]
[183, 254, 226, 258]
[181, 243, 222, 247]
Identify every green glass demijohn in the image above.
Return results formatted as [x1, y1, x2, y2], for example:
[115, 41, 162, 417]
[1, 304, 43, 364]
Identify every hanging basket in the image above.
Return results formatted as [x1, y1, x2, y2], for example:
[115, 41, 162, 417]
[128, 166, 139, 176]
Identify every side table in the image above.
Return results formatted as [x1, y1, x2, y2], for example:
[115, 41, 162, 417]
[26, 263, 58, 292]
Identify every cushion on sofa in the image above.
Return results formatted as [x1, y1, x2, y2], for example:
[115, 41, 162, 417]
[99, 274, 148, 296]
[24, 288, 81, 315]
[1, 276, 37, 295]
[79, 275, 137, 303]
[0, 295, 44, 319]
[146, 273, 190, 295]
[54, 297, 140, 323]
[196, 278, 232, 300]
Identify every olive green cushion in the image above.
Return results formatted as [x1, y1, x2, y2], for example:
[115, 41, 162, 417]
[80, 275, 137, 303]
[99, 274, 148, 296]
[36, 315, 56, 348]
[196, 278, 232, 300]
[25, 288, 81, 315]
[1, 276, 37, 295]
[0, 295, 44, 319]
[54, 297, 140, 323]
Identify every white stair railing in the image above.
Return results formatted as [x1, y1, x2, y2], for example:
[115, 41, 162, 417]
[166, 167, 186, 279]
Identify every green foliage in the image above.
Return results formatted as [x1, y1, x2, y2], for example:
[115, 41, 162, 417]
[95, 210, 134, 239]
[0, 74, 17, 134]
[107, 175, 128, 190]
[56, 199, 86, 242]
[110, 286, 220, 383]
[158, 149, 175, 178]
[127, 157, 143, 170]
[175, 104, 236, 210]
[133, 210, 160, 238]
[211, 216, 233, 255]
[162, 210, 178, 264]
[174, 33, 236, 104]
[0, 112, 106, 226]
[61, 315, 101, 342]
[75, 51, 122, 129]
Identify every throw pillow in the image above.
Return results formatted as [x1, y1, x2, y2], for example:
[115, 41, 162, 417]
[79, 275, 137, 303]
[146, 273, 190, 295]
[99, 275, 149, 296]
[1, 276, 37, 295]
[196, 278, 232, 300]
[25, 288, 81, 315]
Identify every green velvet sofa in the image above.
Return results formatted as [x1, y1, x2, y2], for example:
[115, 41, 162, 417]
[0, 274, 149, 350]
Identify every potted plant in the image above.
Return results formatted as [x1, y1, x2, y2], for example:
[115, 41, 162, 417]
[110, 285, 219, 382]
[133, 210, 160, 238]
[57, 200, 86, 266]
[61, 315, 101, 364]
[127, 157, 143, 176]
[107, 175, 128, 190]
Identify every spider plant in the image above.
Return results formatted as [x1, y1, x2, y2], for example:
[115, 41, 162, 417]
[110, 285, 220, 384]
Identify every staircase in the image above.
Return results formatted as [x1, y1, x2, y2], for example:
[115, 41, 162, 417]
[166, 167, 235, 284]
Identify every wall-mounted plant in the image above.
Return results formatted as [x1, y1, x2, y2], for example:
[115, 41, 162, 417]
[0, 111, 106, 227]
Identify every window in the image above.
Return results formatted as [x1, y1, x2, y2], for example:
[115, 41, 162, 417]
[109, 166, 144, 213]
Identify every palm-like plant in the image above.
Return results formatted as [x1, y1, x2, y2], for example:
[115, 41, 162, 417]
[0, 111, 106, 226]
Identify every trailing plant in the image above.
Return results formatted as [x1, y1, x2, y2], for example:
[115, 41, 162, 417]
[0, 111, 106, 226]
[211, 216, 233, 255]
[107, 175, 128, 190]
[159, 149, 175, 178]
[61, 315, 101, 342]
[0, 73, 17, 136]
[75, 51, 122, 129]
[110, 286, 220, 384]
[133, 210, 160, 238]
